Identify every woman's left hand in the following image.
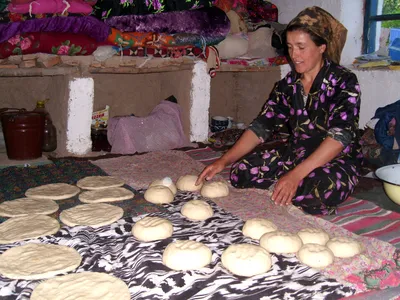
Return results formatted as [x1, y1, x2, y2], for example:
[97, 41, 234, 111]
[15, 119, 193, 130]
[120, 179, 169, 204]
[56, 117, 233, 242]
[272, 170, 302, 206]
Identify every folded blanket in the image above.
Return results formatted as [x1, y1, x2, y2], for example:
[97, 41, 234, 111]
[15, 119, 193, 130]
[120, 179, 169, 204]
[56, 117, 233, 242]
[0, 12, 90, 23]
[0, 16, 109, 43]
[11, 0, 32, 4]
[92, 0, 215, 19]
[8, 0, 93, 14]
[105, 7, 230, 38]
[120, 45, 204, 59]
[108, 28, 226, 49]
[0, 31, 111, 58]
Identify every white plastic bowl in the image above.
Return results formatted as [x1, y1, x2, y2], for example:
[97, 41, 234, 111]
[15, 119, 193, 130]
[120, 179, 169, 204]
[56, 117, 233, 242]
[375, 164, 400, 205]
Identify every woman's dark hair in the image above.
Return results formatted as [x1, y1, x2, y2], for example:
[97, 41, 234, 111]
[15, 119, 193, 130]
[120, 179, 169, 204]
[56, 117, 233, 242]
[285, 24, 327, 47]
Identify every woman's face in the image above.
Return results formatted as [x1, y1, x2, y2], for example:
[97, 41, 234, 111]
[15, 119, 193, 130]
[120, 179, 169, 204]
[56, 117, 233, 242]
[286, 30, 326, 76]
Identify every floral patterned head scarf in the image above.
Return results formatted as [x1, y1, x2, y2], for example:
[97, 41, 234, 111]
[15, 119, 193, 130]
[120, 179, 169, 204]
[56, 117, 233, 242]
[286, 6, 347, 65]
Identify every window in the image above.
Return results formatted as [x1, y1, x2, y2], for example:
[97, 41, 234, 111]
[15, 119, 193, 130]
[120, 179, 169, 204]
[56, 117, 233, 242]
[363, 0, 400, 54]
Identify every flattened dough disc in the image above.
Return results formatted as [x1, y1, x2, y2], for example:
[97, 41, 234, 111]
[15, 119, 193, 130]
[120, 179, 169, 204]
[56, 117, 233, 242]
[0, 215, 60, 244]
[0, 243, 81, 280]
[60, 203, 123, 228]
[0, 198, 59, 217]
[25, 183, 80, 200]
[79, 187, 134, 203]
[31, 272, 130, 300]
[76, 176, 125, 190]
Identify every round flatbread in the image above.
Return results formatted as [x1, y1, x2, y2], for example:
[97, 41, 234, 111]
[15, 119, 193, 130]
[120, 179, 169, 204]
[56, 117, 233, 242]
[0, 198, 59, 217]
[60, 203, 123, 228]
[0, 243, 82, 280]
[25, 183, 80, 200]
[76, 176, 125, 190]
[79, 187, 134, 204]
[0, 215, 60, 244]
[31, 272, 130, 300]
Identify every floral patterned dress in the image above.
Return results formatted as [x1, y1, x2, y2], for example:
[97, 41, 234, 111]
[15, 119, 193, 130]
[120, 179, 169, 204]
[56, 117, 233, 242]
[230, 60, 363, 215]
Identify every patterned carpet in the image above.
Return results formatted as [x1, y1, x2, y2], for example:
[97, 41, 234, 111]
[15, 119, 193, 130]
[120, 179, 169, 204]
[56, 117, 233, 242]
[185, 146, 400, 249]
[0, 159, 165, 223]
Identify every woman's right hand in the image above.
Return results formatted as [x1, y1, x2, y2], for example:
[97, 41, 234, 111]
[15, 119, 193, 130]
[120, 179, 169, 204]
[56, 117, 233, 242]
[195, 130, 260, 186]
[196, 158, 227, 186]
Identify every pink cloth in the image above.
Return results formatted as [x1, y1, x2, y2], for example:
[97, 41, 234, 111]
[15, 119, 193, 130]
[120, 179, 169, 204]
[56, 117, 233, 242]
[11, 0, 32, 4]
[107, 100, 191, 154]
[8, 0, 93, 14]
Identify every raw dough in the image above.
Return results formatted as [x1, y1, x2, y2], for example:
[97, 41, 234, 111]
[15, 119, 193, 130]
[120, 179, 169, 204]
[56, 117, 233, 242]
[259, 231, 303, 254]
[201, 181, 230, 198]
[0, 243, 82, 280]
[0, 215, 60, 244]
[79, 187, 134, 203]
[176, 175, 203, 192]
[0, 198, 59, 217]
[132, 216, 173, 242]
[60, 203, 123, 228]
[221, 244, 272, 277]
[297, 228, 330, 245]
[242, 218, 278, 240]
[25, 183, 80, 200]
[30, 272, 130, 300]
[297, 244, 334, 269]
[162, 240, 212, 271]
[149, 177, 177, 195]
[76, 176, 124, 190]
[144, 186, 174, 204]
[181, 200, 214, 221]
[326, 237, 362, 258]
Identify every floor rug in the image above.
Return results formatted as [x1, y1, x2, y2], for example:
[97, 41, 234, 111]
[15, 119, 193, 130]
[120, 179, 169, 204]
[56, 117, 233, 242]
[185, 146, 400, 249]
[0, 159, 165, 223]
[92, 150, 399, 293]
[0, 192, 355, 299]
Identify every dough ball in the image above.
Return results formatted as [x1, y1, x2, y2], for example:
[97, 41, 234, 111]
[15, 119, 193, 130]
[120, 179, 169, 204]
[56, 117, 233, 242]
[144, 186, 174, 204]
[221, 244, 272, 277]
[200, 181, 229, 198]
[260, 231, 303, 254]
[176, 175, 202, 192]
[132, 216, 173, 242]
[242, 218, 278, 240]
[162, 240, 212, 271]
[149, 177, 177, 195]
[297, 228, 330, 245]
[297, 244, 334, 269]
[181, 200, 213, 221]
[326, 237, 362, 258]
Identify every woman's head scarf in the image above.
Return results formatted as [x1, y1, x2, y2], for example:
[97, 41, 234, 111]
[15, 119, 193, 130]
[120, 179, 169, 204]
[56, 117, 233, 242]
[286, 6, 347, 64]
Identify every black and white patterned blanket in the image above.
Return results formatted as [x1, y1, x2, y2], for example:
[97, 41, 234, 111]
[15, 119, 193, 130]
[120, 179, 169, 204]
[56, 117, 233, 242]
[0, 192, 356, 299]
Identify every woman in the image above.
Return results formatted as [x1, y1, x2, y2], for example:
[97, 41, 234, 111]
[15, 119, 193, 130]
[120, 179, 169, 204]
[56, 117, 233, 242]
[196, 6, 363, 215]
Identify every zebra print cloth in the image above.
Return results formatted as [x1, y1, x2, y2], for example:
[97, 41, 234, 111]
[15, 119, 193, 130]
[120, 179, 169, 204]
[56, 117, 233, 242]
[0, 191, 356, 299]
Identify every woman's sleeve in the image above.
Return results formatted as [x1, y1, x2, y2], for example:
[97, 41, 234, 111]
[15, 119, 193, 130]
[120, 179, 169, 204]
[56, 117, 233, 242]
[327, 71, 361, 147]
[248, 81, 291, 142]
